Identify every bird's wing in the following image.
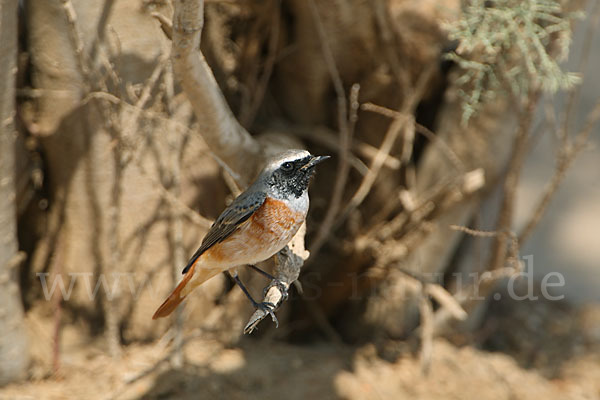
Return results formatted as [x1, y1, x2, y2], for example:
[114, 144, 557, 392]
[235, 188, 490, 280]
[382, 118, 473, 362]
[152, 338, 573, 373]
[182, 190, 266, 274]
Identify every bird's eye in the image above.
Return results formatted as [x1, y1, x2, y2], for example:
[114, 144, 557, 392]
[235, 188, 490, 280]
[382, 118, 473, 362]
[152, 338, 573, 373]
[281, 162, 293, 171]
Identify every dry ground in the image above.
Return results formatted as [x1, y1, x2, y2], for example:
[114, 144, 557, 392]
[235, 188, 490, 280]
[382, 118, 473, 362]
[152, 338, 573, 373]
[1, 297, 599, 400]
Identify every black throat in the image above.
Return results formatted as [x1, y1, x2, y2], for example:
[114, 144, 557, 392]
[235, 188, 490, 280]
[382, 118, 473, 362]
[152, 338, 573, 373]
[268, 156, 314, 198]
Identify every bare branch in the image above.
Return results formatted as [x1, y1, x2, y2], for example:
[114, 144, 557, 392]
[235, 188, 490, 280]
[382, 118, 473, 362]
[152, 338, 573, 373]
[244, 244, 304, 334]
[60, 0, 91, 82]
[431, 224, 522, 335]
[151, 12, 173, 40]
[490, 92, 539, 271]
[425, 284, 467, 322]
[338, 63, 438, 223]
[170, 0, 261, 184]
[362, 102, 466, 172]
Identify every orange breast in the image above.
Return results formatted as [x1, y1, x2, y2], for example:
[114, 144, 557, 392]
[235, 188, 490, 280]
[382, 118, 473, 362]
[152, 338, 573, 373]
[249, 197, 301, 235]
[201, 197, 304, 267]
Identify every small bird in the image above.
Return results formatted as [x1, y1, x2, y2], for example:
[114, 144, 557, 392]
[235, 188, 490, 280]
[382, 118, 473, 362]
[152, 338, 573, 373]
[152, 149, 329, 320]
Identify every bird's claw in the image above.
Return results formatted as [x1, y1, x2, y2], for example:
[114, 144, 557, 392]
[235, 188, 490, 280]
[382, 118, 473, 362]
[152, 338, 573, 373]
[253, 301, 279, 328]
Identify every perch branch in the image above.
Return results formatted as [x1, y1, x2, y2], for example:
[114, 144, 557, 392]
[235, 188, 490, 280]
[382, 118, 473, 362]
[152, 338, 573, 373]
[170, 0, 261, 185]
[244, 245, 305, 334]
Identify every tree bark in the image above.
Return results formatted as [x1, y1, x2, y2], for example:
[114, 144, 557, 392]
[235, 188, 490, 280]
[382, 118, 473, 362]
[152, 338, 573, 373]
[0, 0, 29, 385]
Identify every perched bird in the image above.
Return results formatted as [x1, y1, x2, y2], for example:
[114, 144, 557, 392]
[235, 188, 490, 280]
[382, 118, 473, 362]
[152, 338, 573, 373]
[152, 149, 329, 320]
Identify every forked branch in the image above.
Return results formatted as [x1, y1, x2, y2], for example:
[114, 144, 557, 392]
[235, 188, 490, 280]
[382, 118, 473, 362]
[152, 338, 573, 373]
[170, 0, 261, 184]
[164, 0, 308, 333]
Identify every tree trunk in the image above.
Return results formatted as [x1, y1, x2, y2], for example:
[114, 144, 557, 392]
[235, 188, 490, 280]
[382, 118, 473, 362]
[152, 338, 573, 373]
[0, 0, 29, 385]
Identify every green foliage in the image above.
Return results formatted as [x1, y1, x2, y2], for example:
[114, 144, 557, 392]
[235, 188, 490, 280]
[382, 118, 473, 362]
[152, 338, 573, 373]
[445, 0, 582, 125]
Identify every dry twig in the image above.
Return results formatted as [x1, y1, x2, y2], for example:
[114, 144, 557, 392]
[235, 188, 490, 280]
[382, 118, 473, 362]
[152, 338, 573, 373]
[238, 2, 280, 128]
[362, 103, 465, 172]
[418, 293, 434, 375]
[338, 63, 437, 224]
[491, 92, 539, 271]
[519, 97, 600, 243]
[305, 0, 356, 258]
[431, 225, 522, 334]
[60, 0, 123, 358]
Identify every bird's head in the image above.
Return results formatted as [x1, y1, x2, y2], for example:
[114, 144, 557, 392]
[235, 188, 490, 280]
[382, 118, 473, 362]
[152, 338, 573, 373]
[260, 149, 330, 199]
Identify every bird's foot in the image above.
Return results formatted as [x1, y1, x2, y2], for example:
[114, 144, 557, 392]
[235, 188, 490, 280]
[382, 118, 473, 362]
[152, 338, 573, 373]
[252, 301, 279, 328]
[263, 279, 289, 302]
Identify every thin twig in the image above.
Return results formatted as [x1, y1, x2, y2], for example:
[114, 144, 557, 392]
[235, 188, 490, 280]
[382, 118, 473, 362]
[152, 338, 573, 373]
[305, 0, 354, 258]
[397, 267, 468, 321]
[121, 56, 169, 166]
[291, 125, 399, 172]
[164, 62, 185, 368]
[60, 0, 123, 358]
[239, 2, 280, 128]
[425, 284, 468, 321]
[152, 12, 173, 40]
[106, 128, 123, 359]
[342, 113, 407, 218]
[418, 292, 433, 375]
[560, 0, 600, 143]
[491, 92, 539, 271]
[362, 102, 465, 172]
[451, 224, 519, 264]
[429, 225, 521, 335]
[81, 91, 213, 230]
[309, 85, 359, 256]
[449, 225, 500, 238]
[60, 0, 91, 82]
[338, 63, 437, 223]
[373, 0, 410, 93]
[519, 97, 600, 243]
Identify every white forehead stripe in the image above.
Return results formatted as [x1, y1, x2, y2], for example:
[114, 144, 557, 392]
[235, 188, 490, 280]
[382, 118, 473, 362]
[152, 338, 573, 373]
[264, 149, 312, 169]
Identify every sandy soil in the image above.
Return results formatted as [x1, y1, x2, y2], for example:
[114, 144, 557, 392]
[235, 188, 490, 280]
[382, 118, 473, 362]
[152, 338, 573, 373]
[1, 298, 599, 400]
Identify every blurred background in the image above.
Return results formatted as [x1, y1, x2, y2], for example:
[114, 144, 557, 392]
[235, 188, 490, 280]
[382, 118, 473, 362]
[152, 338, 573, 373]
[517, 4, 600, 303]
[0, 0, 598, 399]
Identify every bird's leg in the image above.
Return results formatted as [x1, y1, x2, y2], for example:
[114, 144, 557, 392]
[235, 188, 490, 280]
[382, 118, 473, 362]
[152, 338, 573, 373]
[247, 264, 276, 280]
[247, 265, 288, 300]
[226, 271, 279, 327]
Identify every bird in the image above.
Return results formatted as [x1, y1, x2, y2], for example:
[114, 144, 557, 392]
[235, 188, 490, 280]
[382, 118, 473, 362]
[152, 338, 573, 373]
[152, 149, 329, 320]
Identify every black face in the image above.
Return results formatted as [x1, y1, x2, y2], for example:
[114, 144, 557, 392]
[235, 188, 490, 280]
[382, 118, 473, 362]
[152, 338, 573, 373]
[268, 155, 329, 198]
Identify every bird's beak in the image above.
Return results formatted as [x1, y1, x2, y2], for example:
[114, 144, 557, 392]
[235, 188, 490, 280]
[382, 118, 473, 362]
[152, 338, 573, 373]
[301, 155, 330, 170]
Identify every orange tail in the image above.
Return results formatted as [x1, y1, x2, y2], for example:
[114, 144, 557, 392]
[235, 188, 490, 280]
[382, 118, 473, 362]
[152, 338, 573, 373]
[152, 263, 221, 319]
